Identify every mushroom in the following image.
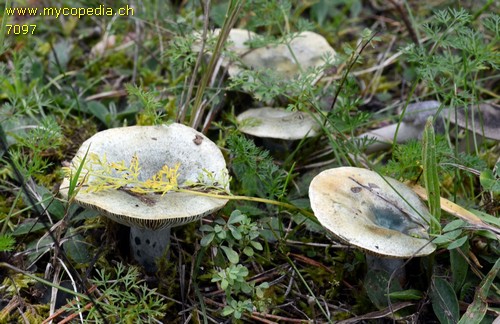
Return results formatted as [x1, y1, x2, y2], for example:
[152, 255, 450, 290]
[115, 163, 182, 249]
[228, 31, 336, 79]
[237, 107, 320, 140]
[192, 29, 336, 80]
[192, 28, 258, 68]
[358, 101, 500, 153]
[60, 123, 229, 271]
[309, 167, 436, 283]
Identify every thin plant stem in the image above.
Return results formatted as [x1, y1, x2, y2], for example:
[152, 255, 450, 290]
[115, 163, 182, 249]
[176, 188, 316, 220]
[189, 0, 245, 129]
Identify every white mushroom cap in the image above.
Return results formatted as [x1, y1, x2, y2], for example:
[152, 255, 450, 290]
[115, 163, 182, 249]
[358, 101, 500, 153]
[228, 31, 336, 79]
[309, 167, 436, 258]
[237, 107, 320, 140]
[60, 123, 229, 230]
[192, 28, 258, 67]
[402, 101, 500, 140]
[446, 103, 500, 141]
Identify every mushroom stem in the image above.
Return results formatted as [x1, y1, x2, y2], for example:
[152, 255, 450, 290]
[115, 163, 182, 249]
[130, 226, 171, 272]
[366, 255, 406, 285]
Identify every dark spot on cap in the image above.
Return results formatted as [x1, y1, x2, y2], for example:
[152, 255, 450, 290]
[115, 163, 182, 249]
[193, 134, 203, 145]
[368, 183, 380, 189]
[351, 186, 362, 193]
[135, 237, 141, 245]
[146, 239, 150, 245]
[151, 137, 157, 140]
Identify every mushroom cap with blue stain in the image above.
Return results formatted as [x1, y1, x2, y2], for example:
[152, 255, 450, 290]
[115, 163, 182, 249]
[309, 167, 436, 258]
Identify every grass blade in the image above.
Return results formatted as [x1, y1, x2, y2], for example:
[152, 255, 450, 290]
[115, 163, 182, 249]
[422, 116, 441, 234]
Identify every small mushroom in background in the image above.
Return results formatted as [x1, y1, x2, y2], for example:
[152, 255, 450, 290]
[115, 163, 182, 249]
[309, 167, 436, 290]
[237, 107, 320, 140]
[192, 28, 258, 68]
[192, 29, 336, 80]
[358, 101, 500, 153]
[227, 31, 336, 79]
[236, 107, 321, 155]
[60, 123, 229, 272]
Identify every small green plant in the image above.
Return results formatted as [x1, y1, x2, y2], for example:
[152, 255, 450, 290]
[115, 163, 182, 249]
[200, 210, 270, 320]
[65, 262, 167, 322]
[200, 210, 263, 264]
[0, 234, 15, 252]
[126, 84, 167, 125]
[227, 134, 287, 199]
[405, 9, 499, 114]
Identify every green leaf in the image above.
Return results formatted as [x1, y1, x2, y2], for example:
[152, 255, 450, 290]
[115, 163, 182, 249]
[250, 241, 263, 250]
[241, 283, 252, 294]
[442, 219, 466, 232]
[221, 279, 229, 290]
[422, 116, 441, 234]
[458, 258, 500, 324]
[450, 241, 469, 292]
[243, 246, 254, 257]
[431, 277, 459, 324]
[228, 210, 245, 225]
[63, 233, 92, 263]
[480, 169, 500, 193]
[470, 209, 500, 227]
[12, 219, 46, 236]
[229, 225, 242, 240]
[433, 229, 462, 245]
[200, 232, 215, 247]
[222, 306, 234, 316]
[70, 208, 100, 223]
[447, 235, 468, 250]
[198, 225, 213, 232]
[85, 101, 110, 127]
[387, 289, 423, 300]
[221, 245, 239, 264]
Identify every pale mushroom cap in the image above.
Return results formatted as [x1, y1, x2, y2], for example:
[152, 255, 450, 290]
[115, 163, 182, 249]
[403, 101, 500, 140]
[60, 123, 229, 230]
[447, 103, 500, 141]
[192, 28, 257, 66]
[237, 107, 320, 140]
[220, 28, 258, 55]
[228, 31, 336, 78]
[309, 167, 436, 258]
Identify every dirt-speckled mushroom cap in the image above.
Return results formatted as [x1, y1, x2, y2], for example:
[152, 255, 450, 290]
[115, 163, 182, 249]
[309, 167, 436, 258]
[60, 123, 229, 230]
[237, 107, 320, 140]
[228, 31, 336, 79]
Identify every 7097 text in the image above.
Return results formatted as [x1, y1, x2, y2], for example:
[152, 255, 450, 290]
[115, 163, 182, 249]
[6, 24, 37, 35]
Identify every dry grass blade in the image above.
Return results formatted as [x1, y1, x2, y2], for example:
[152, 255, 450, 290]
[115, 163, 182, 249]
[410, 183, 500, 238]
